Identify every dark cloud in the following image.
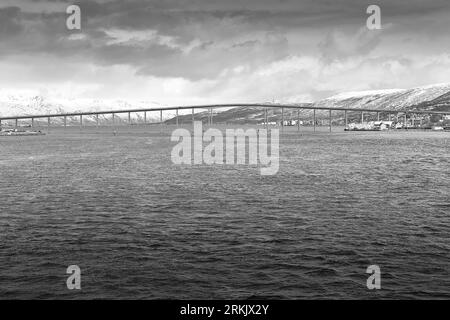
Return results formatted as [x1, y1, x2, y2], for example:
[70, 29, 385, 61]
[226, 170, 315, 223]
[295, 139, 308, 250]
[0, 7, 24, 38]
[1, 0, 450, 81]
[319, 28, 383, 63]
[136, 33, 289, 79]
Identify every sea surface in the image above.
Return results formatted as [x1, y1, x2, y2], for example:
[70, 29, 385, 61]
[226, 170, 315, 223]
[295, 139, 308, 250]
[0, 126, 449, 299]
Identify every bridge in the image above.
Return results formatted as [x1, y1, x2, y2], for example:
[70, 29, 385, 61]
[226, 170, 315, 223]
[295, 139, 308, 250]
[0, 103, 448, 132]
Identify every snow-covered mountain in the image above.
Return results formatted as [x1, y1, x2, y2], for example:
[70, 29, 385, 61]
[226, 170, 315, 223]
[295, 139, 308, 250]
[0, 90, 166, 118]
[313, 83, 450, 111]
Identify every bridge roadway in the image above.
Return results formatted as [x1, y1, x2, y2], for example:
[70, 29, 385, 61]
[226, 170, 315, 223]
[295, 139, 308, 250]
[0, 103, 448, 131]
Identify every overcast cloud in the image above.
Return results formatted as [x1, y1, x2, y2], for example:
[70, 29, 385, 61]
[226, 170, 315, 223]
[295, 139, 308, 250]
[1, 0, 450, 105]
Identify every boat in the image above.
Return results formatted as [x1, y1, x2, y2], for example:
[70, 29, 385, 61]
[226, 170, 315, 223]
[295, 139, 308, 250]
[0, 128, 45, 136]
[432, 126, 444, 131]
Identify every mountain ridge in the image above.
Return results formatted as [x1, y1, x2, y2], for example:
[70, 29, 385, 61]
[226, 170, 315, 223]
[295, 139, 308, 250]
[313, 83, 450, 112]
[1, 84, 449, 121]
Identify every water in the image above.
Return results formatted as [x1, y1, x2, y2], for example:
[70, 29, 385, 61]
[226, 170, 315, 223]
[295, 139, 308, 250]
[0, 127, 449, 299]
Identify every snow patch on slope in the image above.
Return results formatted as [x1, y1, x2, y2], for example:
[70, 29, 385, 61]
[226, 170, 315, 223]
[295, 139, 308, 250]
[0, 89, 166, 117]
[315, 83, 450, 111]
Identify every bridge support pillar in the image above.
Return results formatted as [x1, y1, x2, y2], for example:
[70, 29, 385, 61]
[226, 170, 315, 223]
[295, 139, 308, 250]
[344, 110, 348, 128]
[63, 116, 66, 128]
[192, 108, 195, 126]
[210, 108, 213, 126]
[176, 109, 179, 126]
[96, 114, 99, 128]
[361, 112, 364, 124]
[15, 119, 18, 128]
[144, 111, 147, 125]
[112, 113, 115, 126]
[281, 107, 284, 130]
[128, 112, 131, 125]
[329, 109, 332, 132]
[265, 108, 268, 129]
[160, 110, 163, 130]
[31, 118, 34, 128]
[377, 112, 380, 121]
[297, 109, 300, 132]
[80, 115, 83, 128]
[313, 109, 316, 132]
[405, 113, 407, 129]
[48, 117, 51, 127]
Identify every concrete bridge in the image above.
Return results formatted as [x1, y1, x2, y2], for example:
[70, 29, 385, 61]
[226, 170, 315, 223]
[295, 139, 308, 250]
[0, 103, 448, 132]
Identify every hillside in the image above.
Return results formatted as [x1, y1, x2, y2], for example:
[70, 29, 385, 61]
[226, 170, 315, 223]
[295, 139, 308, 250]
[410, 91, 450, 112]
[165, 104, 312, 125]
[313, 83, 450, 112]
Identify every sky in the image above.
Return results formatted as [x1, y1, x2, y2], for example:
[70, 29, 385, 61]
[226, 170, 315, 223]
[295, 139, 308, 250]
[1, 0, 450, 106]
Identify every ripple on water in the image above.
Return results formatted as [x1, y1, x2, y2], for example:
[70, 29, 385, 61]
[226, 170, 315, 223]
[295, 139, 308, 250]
[0, 131, 449, 299]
